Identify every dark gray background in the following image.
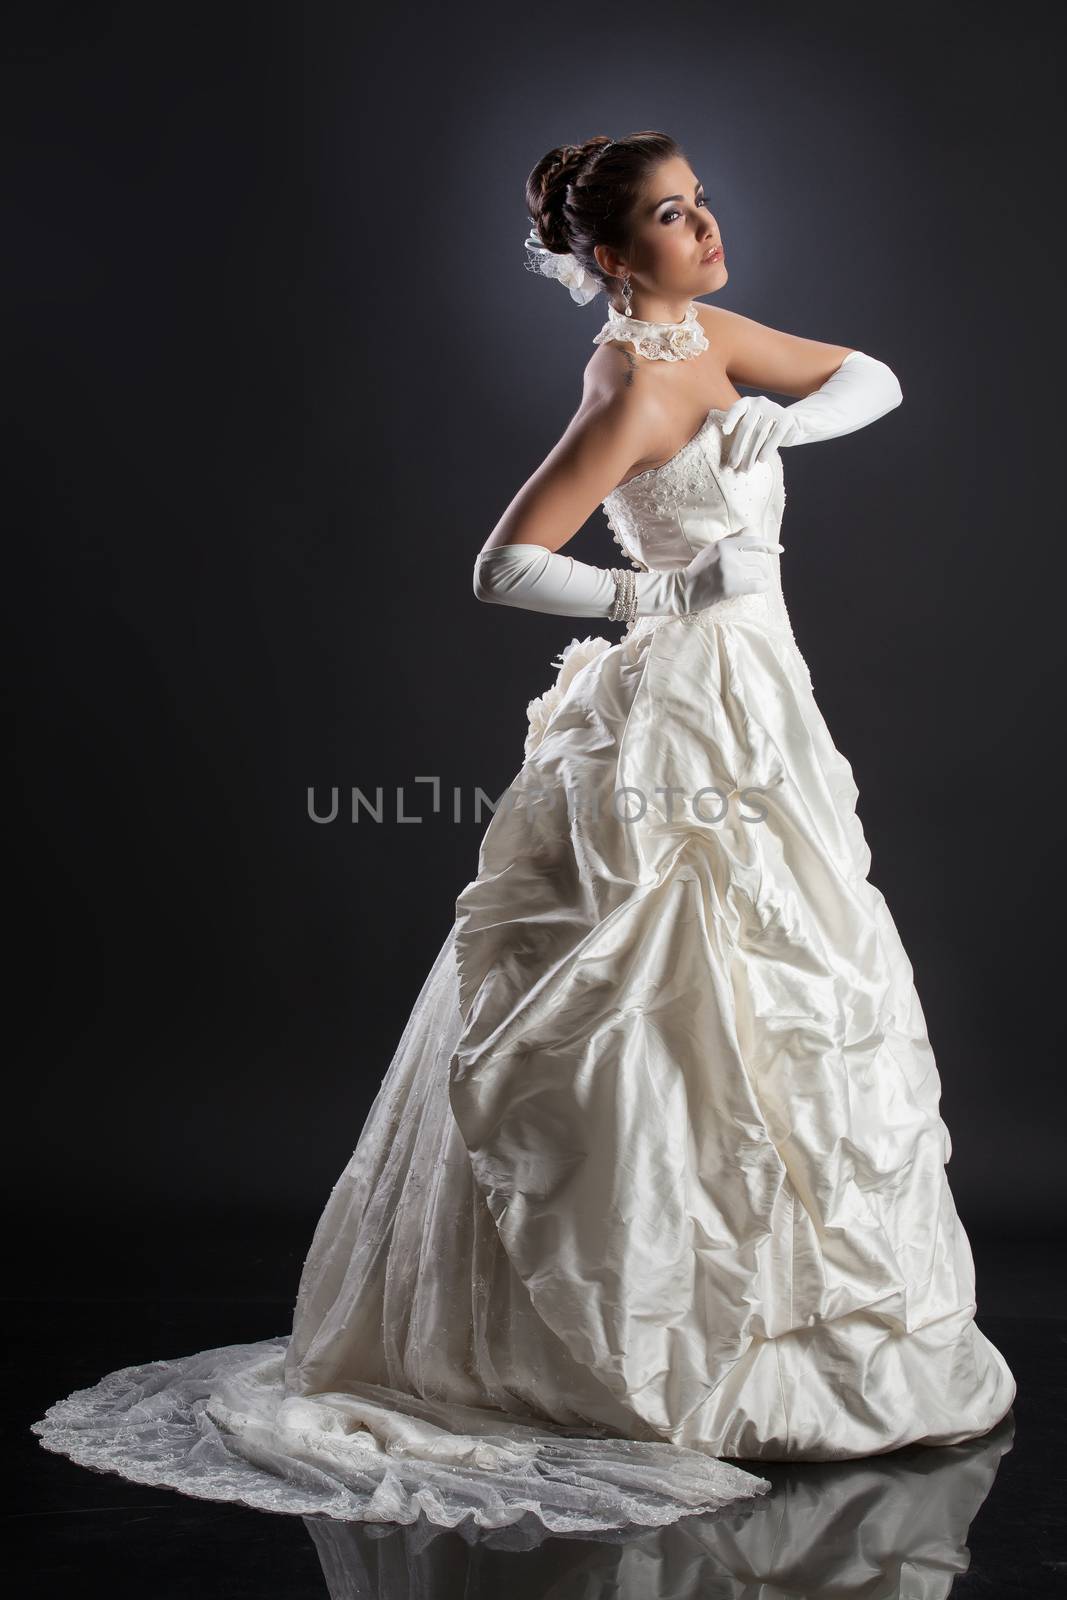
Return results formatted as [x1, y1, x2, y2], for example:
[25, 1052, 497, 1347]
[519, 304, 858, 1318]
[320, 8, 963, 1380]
[7, 2, 1063, 1303]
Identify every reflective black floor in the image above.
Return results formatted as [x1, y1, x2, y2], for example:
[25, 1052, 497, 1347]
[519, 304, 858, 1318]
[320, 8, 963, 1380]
[11, 1240, 1065, 1597]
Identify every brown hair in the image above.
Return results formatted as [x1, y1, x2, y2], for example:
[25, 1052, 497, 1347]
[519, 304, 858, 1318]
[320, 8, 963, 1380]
[525, 131, 684, 297]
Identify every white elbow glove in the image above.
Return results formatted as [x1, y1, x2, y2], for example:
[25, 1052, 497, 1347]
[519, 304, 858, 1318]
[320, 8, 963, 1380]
[722, 350, 903, 472]
[473, 530, 783, 623]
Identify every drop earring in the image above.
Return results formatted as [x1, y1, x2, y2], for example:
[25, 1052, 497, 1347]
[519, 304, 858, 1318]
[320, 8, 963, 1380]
[621, 275, 633, 317]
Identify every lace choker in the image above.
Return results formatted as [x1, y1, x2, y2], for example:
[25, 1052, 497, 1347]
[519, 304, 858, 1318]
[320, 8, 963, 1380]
[592, 300, 709, 363]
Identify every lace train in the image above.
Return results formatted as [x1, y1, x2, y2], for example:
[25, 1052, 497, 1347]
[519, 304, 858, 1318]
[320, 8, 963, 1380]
[30, 1337, 771, 1533]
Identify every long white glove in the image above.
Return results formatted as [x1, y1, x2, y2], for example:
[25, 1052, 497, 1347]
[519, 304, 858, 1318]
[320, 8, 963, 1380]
[722, 349, 903, 472]
[473, 530, 783, 622]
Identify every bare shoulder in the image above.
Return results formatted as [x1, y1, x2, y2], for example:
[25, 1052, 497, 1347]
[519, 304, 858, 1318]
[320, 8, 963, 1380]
[692, 300, 744, 363]
[577, 341, 673, 451]
[476, 351, 669, 556]
[582, 333, 645, 400]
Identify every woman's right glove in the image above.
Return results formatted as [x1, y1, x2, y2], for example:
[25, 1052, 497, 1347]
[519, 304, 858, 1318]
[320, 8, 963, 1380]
[473, 529, 783, 624]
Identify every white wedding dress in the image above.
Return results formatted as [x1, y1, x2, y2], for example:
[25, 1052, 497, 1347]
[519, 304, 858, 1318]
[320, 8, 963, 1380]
[31, 406, 1016, 1535]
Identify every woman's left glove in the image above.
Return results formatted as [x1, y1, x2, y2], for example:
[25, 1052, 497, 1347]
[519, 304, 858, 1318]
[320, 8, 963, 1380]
[721, 350, 903, 472]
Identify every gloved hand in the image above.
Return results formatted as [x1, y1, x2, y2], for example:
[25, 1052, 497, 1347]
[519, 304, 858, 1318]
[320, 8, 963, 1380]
[675, 532, 785, 613]
[721, 349, 903, 472]
[473, 529, 784, 622]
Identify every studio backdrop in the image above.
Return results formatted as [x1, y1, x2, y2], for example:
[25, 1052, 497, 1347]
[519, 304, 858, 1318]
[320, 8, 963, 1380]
[7, 1, 1064, 1304]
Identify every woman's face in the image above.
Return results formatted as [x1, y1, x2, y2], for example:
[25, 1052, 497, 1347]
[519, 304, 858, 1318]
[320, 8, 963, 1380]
[599, 155, 727, 310]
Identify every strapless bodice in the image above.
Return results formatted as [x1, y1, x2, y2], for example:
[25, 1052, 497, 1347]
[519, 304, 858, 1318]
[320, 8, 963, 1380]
[601, 407, 795, 644]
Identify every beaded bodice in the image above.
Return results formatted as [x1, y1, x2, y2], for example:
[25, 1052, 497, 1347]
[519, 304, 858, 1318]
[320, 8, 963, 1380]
[602, 406, 796, 645]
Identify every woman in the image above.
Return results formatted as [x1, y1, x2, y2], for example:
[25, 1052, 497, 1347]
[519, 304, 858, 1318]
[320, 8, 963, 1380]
[31, 130, 1015, 1536]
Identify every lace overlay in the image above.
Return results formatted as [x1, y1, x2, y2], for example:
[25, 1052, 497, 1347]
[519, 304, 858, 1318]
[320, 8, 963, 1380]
[30, 1335, 770, 1532]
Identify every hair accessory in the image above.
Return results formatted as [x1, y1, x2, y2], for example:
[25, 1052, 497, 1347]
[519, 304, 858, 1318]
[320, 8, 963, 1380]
[523, 224, 604, 305]
[592, 300, 709, 362]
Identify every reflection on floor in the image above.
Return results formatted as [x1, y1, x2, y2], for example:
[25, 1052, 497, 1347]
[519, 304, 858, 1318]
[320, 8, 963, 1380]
[305, 1415, 1016, 1598]
[13, 1257, 1065, 1597]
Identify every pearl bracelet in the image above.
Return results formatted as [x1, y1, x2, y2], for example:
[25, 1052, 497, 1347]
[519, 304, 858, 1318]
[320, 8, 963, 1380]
[609, 567, 638, 625]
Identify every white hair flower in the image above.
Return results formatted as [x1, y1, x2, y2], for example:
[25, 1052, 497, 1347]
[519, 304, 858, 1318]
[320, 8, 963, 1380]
[523, 228, 603, 306]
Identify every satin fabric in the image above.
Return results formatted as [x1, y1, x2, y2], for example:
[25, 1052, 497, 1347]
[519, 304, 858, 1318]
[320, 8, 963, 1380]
[448, 415, 1014, 1460]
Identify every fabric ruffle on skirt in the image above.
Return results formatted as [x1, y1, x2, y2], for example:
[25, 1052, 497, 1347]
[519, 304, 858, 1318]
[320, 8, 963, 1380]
[449, 612, 1015, 1460]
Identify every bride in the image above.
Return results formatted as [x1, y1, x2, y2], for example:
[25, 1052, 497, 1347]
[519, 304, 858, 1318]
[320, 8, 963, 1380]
[31, 129, 1015, 1536]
